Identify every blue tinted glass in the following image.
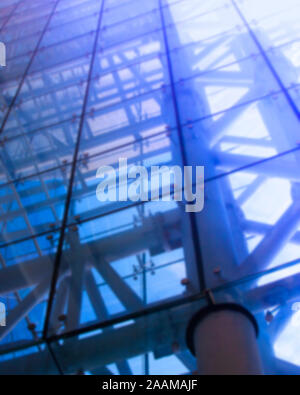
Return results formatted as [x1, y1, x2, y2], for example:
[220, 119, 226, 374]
[1, 0, 300, 376]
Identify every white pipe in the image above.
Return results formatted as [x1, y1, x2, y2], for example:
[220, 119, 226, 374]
[186, 304, 263, 375]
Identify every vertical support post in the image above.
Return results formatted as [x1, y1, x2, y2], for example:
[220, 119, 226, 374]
[186, 304, 263, 375]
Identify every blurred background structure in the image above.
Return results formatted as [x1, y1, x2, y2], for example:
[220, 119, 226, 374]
[0, 0, 300, 374]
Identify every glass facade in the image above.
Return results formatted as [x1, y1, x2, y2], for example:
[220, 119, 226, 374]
[0, 0, 300, 374]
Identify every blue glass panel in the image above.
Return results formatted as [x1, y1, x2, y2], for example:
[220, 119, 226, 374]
[1, 15, 47, 42]
[6, 3, 54, 27]
[0, 119, 80, 180]
[0, 165, 70, 243]
[181, 90, 300, 179]
[17, 0, 56, 14]
[166, 2, 242, 50]
[170, 29, 258, 82]
[49, 200, 189, 335]
[175, 54, 280, 122]
[6, 34, 40, 60]
[102, 0, 159, 27]
[0, 232, 58, 348]
[1, 0, 300, 376]
[82, 85, 177, 148]
[266, 42, 300, 88]
[56, 0, 92, 12]
[18, 55, 91, 106]
[41, 14, 99, 48]
[163, 0, 229, 26]
[30, 34, 96, 74]
[87, 54, 169, 112]
[199, 151, 300, 289]
[50, 0, 100, 28]
[0, 53, 31, 83]
[100, 10, 161, 48]
[239, 0, 300, 48]
[0, 345, 59, 374]
[69, 125, 182, 222]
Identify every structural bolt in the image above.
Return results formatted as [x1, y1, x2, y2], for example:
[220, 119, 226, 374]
[58, 314, 67, 322]
[28, 323, 36, 331]
[181, 278, 190, 286]
[265, 311, 274, 323]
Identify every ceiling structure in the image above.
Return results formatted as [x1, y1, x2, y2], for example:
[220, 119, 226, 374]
[0, 0, 300, 374]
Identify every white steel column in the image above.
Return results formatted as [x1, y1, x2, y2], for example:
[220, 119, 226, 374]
[186, 304, 263, 375]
